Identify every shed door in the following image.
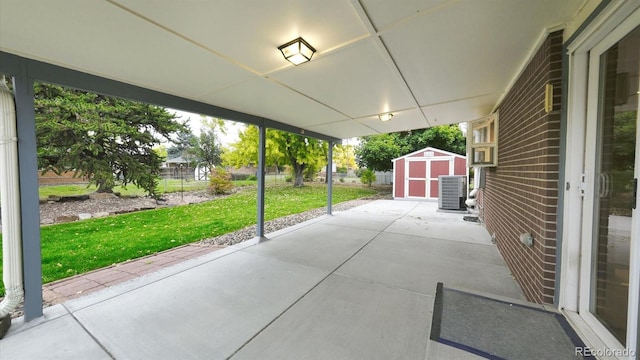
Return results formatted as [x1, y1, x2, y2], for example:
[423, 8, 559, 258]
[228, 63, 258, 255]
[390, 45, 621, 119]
[406, 160, 426, 198]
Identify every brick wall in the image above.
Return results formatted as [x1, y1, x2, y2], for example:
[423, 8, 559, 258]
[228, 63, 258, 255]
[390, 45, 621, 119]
[481, 30, 563, 304]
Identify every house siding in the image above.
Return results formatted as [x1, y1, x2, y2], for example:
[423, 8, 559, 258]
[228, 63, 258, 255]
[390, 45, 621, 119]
[482, 30, 563, 304]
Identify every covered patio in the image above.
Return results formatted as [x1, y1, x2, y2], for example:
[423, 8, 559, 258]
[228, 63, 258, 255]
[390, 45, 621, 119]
[2, 200, 526, 359]
[0, 0, 586, 319]
[2, 0, 623, 357]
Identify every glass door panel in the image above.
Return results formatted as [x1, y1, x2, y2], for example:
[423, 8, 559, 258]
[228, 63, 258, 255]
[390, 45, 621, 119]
[592, 25, 639, 346]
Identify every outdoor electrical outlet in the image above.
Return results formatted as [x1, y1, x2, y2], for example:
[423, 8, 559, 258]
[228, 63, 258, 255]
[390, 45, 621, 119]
[520, 233, 534, 247]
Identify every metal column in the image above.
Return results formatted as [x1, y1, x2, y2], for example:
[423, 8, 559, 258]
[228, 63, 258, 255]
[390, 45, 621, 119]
[256, 125, 266, 239]
[13, 71, 43, 320]
[327, 141, 333, 215]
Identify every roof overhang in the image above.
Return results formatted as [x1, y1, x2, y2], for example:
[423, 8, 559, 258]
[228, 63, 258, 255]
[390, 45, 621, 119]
[0, 0, 586, 140]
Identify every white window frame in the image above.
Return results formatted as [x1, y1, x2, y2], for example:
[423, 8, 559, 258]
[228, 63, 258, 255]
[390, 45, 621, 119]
[467, 112, 498, 167]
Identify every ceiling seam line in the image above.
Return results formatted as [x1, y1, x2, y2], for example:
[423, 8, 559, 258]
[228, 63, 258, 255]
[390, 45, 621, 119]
[374, 36, 432, 127]
[353, 120, 386, 135]
[102, 0, 345, 140]
[107, 0, 414, 135]
[263, 75, 354, 120]
[105, 0, 263, 77]
[373, 0, 463, 36]
[420, 92, 502, 108]
[261, 36, 373, 78]
[107, 0, 372, 80]
[350, 0, 431, 127]
[352, 106, 417, 121]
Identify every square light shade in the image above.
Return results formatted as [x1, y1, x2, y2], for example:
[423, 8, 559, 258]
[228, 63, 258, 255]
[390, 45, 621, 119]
[278, 37, 316, 65]
[378, 113, 393, 122]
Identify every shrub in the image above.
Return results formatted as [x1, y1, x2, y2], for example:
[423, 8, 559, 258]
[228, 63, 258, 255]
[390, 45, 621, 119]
[360, 169, 376, 187]
[339, 177, 345, 183]
[247, 175, 257, 181]
[208, 168, 234, 194]
[230, 173, 251, 181]
[285, 176, 292, 183]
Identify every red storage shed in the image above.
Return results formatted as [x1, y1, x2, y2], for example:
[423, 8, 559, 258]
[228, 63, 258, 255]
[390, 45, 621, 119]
[392, 147, 467, 200]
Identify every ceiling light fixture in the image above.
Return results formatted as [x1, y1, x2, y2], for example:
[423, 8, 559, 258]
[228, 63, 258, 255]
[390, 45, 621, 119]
[378, 113, 394, 122]
[278, 37, 316, 65]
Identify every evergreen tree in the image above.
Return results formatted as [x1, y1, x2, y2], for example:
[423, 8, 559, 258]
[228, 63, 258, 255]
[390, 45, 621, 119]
[34, 82, 186, 196]
[190, 116, 226, 171]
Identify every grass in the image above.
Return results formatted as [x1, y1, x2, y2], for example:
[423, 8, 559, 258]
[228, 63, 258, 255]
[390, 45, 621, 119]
[36, 174, 292, 200]
[231, 180, 259, 187]
[38, 179, 210, 200]
[0, 183, 378, 296]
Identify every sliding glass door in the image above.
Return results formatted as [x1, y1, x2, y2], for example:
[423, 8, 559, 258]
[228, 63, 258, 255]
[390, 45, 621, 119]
[581, 20, 639, 351]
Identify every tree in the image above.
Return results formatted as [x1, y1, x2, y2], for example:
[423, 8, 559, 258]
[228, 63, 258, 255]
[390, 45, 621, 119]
[360, 169, 376, 187]
[222, 126, 327, 186]
[269, 130, 327, 186]
[167, 128, 198, 160]
[355, 133, 402, 172]
[207, 167, 233, 194]
[153, 145, 168, 161]
[221, 125, 282, 169]
[190, 116, 226, 171]
[34, 82, 186, 196]
[356, 125, 465, 171]
[333, 144, 357, 172]
[396, 125, 466, 155]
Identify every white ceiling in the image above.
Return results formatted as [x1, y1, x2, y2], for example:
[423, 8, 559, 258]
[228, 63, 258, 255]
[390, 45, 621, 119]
[0, 0, 585, 140]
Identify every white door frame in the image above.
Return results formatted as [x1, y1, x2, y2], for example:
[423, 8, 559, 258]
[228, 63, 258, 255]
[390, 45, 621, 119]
[561, 2, 640, 357]
[404, 156, 454, 199]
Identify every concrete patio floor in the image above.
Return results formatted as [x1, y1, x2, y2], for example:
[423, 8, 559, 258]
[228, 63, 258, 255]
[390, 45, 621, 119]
[1, 200, 525, 360]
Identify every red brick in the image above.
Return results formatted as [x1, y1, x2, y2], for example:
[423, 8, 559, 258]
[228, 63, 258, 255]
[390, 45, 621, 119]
[481, 30, 563, 305]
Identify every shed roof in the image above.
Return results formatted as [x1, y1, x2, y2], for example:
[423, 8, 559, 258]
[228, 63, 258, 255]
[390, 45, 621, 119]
[392, 147, 466, 161]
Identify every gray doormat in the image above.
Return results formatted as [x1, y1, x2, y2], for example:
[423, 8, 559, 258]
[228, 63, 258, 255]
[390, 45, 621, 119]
[430, 283, 594, 360]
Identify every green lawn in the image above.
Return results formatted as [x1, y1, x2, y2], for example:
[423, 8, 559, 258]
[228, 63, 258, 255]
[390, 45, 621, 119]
[0, 184, 377, 296]
[36, 175, 290, 200]
[38, 179, 210, 200]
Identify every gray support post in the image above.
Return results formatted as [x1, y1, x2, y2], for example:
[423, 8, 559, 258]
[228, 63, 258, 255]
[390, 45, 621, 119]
[13, 70, 43, 320]
[256, 125, 266, 239]
[327, 142, 333, 215]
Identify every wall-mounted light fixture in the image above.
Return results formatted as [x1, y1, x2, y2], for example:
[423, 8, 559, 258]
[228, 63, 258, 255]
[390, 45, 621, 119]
[278, 37, 316, 65]
[544, 83, 554, 113]
[378, 113, 393, 122]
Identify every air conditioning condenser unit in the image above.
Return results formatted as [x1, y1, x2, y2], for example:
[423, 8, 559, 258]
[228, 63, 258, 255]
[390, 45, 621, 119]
[438, 175, 466, 210]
